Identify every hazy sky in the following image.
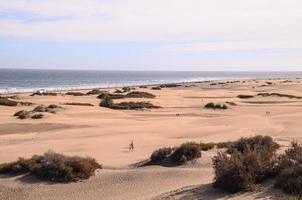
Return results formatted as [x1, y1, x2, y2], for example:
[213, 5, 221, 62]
[0, 0, 302, 71]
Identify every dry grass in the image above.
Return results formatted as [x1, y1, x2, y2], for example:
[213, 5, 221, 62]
[0, 151, 102, 182]
[65, 92, 86, 96]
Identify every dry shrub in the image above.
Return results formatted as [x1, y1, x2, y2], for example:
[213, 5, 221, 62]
[150, 147, 173, 163]
[97, 92, 124, 100]
[237, 95, 254, 99]
[213, 135, 279, 193]
[64, 102, 94, 106]
[32, 104, 62, 113]
[0, 98, 18, 106]
[0, 151, 102, 182]
[275, 142, 302, 195]
[31, 92, 57, 96]
[170, 142, 201, 164]
[199, 142, 215, 151]
[159, 83, 181, 88]
[110, 101, 160, 110]
[122, 87, 131, 92]
[151, 86, 161, 90]
[125, 91, 155, 98]
[86, 89, 101, 95]
[216, 141, 232, 149]
[99, 95, 113, 108]
[204, 103, 228, 110]
[114, 89, 124, 93]
[31, 114, 44, 119]
[65, 92, 86, 96]
[14, 110, 31, 119]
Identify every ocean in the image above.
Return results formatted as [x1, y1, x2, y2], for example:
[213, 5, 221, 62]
[0, 69, 301, 93]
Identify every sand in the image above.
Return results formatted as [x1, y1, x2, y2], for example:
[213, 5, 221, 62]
[0, 78, 302, 199]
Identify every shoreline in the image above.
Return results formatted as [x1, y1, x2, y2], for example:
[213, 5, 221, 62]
[1, 76, 301, 95]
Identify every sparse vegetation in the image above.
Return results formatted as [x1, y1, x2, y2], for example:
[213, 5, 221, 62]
[97, 92, 124, 100]
[151, 86, 161, 90]
[204, 102, 228, 110]
[65, 92, 86, 96]
[99, 95, 113, 108]
[159, 83, 181, 88]
[0, 97, 33, 107]
[86, 89, 101, 95]
[33, 104, 62, 113]
[14, 110, 31, 119]
[31, 92, 57, 96]
[125, 91, 155, 98]
[31, 114, 44, 119]
[0, 151, 102, 182]
[237, 95, 254, 99]
[110, 101, 160, 110]
[150, 147, 174, 163]
[257, 93, 301, 99]
[64, 102, 94, 106]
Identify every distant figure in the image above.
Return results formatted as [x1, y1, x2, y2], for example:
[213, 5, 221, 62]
[129, 140, 134, 151]
[266, 111, 271, 115]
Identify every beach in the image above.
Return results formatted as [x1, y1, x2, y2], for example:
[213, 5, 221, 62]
[0, 77, 302, 200]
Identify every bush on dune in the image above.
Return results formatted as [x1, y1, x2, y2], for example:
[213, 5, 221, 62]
[110, 101, 160, 110]
[237, 95, 254, 99]
[151, 86, 161, 90]
[204, 102, 228, 110]
[275, 142, 302, 196]
[0, 98, 19, 107]
[97, 92, 124, 100]
[65, 92, 86, 96]
[213, 135, 279, 193]
[0, 151, 102, 182]
[150, 147, 174, 163]
[125, 91, 155, 98]
[86, 89, 101, 95]
[14, 110, 31, 119]
[99, 95, 113, 108]
[170, 142, 201, 164]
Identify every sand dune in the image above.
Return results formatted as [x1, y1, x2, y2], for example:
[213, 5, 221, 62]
[1, 78, 302, 199]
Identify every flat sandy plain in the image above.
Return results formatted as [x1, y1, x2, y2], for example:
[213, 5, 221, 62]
[1, 78, 302, 200]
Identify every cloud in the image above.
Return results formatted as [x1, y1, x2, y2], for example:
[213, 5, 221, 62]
[0, 0, 301, 43]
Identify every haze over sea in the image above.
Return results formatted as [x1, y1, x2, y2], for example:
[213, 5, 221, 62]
[0, 68, 301, 93]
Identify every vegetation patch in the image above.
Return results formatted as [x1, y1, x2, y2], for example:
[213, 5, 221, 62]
[212, 135, 280, 193]
[125, 91, 155, 98]
[14, 110, 31, 119]
[33, 104, 62, 113]
[0, 151, 102, 182]
[64, 102, 94, 106]
[31, 92, 57, 96]
[159, 83, 182, 88]
[31, 114, 44, 119]
[204, 102, 228, 110]
[257, 93, 301, 99]
[237, 95, 254, 99]
[110, 101, 160, 110]
[65, 92, 86, 96]
[0, 97, 33, 107]
[97, 92, 124, 100]
[86, 89, 101, 95]
[151, 86, 161, 90]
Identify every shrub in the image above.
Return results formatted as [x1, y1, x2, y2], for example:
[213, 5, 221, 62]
[14, 110, 31, 119]
[0, 98, 18, 106]
[122, 87, 131, 92]
[150, 147, 173, 163]
[114, 89, 124, 93]
[99, 96, 113, 108]
[64, 102, 94, 106]
[227, 135, 280, 160]
[151, 86, 161, 90]
[204, 103, 228, 110]
[275, 142, 302, 195]
[31, 114, 44, 119]
[86, 89, 101, 95]
[159, 83, 181, 88]
[170, 142, 201, 164]
[213, 135, 279, 193]
[110, 101, 160, 110]
[125, 91, 155, 98]
[97, 92, 124, 100]
[199, 142, 215, 151]
[139, 85, 148, 88]
[32, 104, 61, 113]
[216, 141, 232, 149]
[31, 92, 57, 96]
[237, 95, 254, 99]
[65, 92, 86, 96]
[0, 151, 102, 182]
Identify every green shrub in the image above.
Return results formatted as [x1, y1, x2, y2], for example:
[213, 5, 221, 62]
[170, 142, 201, 164]
[0, 151, 102, 182]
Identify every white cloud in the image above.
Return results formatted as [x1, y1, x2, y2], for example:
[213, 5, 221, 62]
[0, 0, 302, 43]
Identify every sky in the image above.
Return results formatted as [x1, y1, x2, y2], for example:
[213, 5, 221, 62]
[0, 0, 302, 71]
